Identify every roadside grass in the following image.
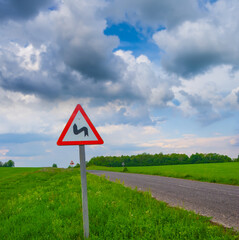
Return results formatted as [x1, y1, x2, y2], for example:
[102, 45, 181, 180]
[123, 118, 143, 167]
[0, 168, 238, 239]
[87, 162, 239, 185]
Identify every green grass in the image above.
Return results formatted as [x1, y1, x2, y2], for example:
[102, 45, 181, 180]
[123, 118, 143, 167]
[87, 162, 239, 185]
[0, 168, 238, 239]
[0, 167, 42, 180]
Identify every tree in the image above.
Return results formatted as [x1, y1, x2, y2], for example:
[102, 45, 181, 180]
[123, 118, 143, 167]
[0, 161, 3, 167]
[52, 163, 57, 168]
[3, 160, 15, 167]
[9, 160, 14, 167]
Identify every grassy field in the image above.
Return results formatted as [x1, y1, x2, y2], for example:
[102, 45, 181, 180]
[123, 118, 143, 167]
[0, 167, 42, 180]
[0, 167, 238, 239]
[87, 162, 239, 185]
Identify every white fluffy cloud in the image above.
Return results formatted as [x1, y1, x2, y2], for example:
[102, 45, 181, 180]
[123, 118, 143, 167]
[170, 65, 239, 124]
[15, 44, 46, 71]
[115, 50, 175, 107]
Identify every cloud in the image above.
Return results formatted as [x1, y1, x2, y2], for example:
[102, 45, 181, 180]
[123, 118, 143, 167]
[94, 123, 239, 159]
[0, 0, 175, 108]
[0, 86, 152, 141]
[0, 149, 9, 156]
[153, 0, 239, 77]
[179, 90, 222, 125]
[170, 65, 239, 124]
[15, 43, 46, 71]
[0, 133, 52, 144]
[236, 91, 239, 104]
[50, 0, 124, 81]
[224, 87, 239, 110]
[88, 101, 155, 126]
[98, 124, 161, 148]
[115, 50, 176, 107]
[0, 0, 58, 21]
[104, 0, 201, 30]
[0, 1, 130, 101]
[2, 141, 52, 158]
[139, 134, 239, 158]
[230, 136, 239, 147]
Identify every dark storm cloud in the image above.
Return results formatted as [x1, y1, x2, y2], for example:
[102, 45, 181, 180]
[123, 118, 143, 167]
[160, 44, 239, 79]
[0, 57, 140, 103]
[105, 0, 201, 30]
[62, 43, 124, 81]
[0, 0, 57, 21]
[53, 15, 124, 81]
[162, 50, 221, 78]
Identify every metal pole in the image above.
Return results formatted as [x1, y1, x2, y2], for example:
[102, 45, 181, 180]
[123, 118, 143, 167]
[79, 145, 89, 239]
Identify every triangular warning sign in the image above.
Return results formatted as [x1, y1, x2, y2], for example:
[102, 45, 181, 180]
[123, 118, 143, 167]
[57, 104, 104, 145]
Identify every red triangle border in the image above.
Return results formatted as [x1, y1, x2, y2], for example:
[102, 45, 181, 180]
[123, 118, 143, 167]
[57, 104, 104, 145]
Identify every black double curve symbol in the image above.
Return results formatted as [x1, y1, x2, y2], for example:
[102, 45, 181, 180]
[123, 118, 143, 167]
[73, 124, 89, 137]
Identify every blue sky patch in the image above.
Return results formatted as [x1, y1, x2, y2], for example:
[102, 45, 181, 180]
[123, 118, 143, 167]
[104, 21, 162, 61]
[198, 0, 218, 9]
[48, 6, 57, 11]
[172, 99, 181, 106]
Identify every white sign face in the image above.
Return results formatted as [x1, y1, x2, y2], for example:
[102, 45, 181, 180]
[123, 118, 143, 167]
[57, 104, 104, 145]
[63, 111, 97, 142]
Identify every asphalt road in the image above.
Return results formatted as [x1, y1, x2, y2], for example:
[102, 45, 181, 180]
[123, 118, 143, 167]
[88, 170, 239, 231]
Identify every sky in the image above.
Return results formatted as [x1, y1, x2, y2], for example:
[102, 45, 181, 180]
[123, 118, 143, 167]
[0, 0, 239, 167]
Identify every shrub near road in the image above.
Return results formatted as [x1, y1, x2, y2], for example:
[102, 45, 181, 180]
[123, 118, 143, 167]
[0, 168, 238, 239]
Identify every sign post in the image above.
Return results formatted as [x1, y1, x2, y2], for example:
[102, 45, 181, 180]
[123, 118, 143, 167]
[79, 145, 89, 238]
[57, 104, 104, 239]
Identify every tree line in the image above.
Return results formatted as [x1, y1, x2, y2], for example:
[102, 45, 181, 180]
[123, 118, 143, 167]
[87, 152, 238, 167]
[0, 160, 15, 167]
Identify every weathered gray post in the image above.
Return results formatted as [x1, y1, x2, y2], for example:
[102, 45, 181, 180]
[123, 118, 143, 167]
[79, 145, 89, 239]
